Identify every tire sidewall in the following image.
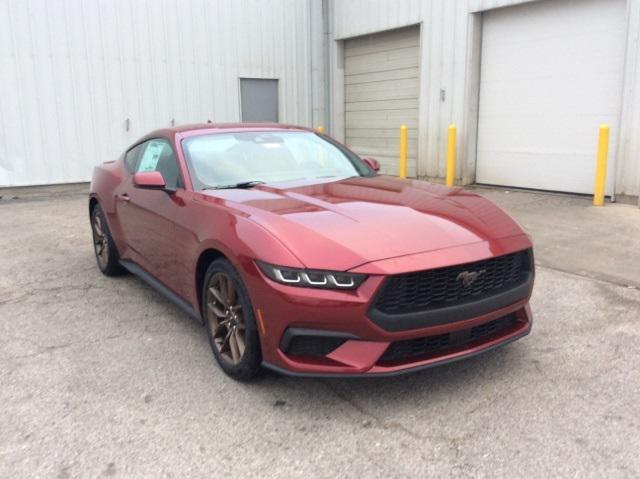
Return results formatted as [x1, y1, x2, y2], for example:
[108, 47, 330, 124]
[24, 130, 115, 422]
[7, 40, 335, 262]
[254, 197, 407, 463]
[91, 203, 123, 276]
[202, 258, 262, 380]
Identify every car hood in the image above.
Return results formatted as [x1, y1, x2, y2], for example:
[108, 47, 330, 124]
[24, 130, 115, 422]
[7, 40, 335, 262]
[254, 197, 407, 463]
[203, 176, 526, 271]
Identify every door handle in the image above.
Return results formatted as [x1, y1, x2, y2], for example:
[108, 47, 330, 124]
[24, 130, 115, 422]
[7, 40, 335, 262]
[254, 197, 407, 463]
[119, 193, 131, 203]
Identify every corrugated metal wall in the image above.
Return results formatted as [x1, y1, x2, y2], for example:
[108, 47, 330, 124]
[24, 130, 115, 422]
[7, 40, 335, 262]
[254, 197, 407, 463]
[0, 0, 322, 187]
[330, 0, 640, 197]
[618, 0, 640, 197]
[329, 0, 477, 182]
[2, 0, 640, 196]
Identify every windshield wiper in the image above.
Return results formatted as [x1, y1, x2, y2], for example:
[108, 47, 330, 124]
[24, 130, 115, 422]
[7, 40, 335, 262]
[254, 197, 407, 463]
[205, 180, 266, 190]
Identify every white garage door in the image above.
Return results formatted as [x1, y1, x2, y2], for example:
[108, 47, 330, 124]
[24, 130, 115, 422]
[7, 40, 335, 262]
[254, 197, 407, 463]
[344, 26, 420, 177]
[476, 0, 626, 194]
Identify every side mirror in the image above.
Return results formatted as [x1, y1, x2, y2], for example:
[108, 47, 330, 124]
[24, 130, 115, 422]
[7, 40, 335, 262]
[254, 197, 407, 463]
[133, 171, 167, 190]
[362, 157, 380, 172]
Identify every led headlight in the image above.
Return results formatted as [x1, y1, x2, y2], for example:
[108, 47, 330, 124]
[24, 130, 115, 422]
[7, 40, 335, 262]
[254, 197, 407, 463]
[256, 261, 367, 290]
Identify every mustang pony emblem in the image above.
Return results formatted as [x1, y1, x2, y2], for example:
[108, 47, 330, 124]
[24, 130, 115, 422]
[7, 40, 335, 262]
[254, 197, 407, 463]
[456, 270, 486, 287]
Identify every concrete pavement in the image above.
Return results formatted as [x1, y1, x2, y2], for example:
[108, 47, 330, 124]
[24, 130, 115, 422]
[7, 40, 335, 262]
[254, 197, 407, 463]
[474, 186, 640, 288]
[0, 185, 639, 477]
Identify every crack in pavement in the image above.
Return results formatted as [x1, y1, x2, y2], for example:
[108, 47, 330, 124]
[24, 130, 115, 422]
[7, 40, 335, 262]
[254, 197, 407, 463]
[317, 379, 427, 440]
[0, 333, 128, 362]
[316, 379, 484, 467]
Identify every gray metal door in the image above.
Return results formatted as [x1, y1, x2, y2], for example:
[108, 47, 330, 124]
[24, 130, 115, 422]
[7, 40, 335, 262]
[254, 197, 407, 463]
[240, 78, 279, 122]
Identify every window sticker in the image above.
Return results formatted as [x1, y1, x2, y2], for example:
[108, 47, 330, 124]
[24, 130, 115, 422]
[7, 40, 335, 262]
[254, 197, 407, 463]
[138, 141, 165, 172]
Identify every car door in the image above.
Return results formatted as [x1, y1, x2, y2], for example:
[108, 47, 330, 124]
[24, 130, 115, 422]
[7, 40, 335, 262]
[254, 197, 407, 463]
[115, 138, 184, 290]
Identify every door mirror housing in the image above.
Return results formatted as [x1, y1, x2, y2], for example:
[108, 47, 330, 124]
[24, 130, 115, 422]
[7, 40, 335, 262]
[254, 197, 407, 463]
[133, 171, 169, 191]
[362, 157, 380, 172]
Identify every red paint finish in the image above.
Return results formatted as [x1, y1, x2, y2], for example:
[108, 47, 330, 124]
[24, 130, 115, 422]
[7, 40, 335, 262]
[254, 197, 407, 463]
[133, 171, 166, 188]
[326, 341, 390, 370]
[90, 123, 534, 377]
[362, 157, 380, 171]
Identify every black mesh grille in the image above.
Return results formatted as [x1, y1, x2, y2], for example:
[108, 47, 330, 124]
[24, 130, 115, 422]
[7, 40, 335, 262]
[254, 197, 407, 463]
[286, 336, 347, 357]
[373, 250, 531, 315]
[470, 315, 514, 339]
[378, 314, 518, 364]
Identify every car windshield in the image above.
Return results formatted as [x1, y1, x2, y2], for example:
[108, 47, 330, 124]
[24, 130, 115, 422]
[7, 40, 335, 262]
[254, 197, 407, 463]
[182, 131, 371, 190]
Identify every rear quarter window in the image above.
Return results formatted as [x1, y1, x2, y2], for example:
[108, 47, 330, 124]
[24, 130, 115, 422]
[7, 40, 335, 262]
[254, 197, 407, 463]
[124, 144, 143, 173]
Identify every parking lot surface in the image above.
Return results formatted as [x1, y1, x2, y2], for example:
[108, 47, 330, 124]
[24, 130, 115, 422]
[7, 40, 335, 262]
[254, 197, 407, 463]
[1, 186, 639, 477]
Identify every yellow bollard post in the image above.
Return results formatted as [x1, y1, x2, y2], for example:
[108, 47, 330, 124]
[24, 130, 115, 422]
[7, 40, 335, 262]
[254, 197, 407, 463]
[446, 124, 456, 187]
[399, 125, 408, 179]
[315, 126, 325, 165]
[593, 124, 610, 206]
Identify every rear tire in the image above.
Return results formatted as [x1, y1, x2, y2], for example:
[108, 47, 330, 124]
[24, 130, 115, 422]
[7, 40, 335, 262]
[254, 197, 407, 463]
[90, 203, 125, 276]
[202, 258, 262, 380]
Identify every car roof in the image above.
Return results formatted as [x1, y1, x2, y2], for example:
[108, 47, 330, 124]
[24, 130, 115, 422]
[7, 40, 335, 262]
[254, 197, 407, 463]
[127, 123, 319, 153]
[143, 122, 314, 139]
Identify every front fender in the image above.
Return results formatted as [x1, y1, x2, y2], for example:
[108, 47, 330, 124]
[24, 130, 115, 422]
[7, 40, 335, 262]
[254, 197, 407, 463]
[176, 194, 306, 311]
[89, 161, 126, 252]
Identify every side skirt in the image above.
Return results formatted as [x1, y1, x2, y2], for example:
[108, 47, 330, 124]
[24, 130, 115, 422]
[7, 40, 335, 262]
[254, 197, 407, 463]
[119, 260, 203, 324]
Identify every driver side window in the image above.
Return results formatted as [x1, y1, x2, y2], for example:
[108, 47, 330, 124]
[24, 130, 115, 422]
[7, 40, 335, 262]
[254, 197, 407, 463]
[136, 139, 182, 190]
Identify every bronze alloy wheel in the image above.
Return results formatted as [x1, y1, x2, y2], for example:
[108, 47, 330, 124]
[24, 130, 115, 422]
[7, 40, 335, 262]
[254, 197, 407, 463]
[92, 211, 109, 270]
[206, 272, 246, 365]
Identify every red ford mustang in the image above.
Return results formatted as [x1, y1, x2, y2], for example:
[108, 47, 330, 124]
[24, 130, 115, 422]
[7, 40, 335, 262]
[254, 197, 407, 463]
[89, 123, 534, 380]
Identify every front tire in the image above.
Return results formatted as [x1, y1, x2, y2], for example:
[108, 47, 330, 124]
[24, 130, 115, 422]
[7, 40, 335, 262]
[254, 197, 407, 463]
[91, 203, 125, 276]
[202, 258, 262, 380]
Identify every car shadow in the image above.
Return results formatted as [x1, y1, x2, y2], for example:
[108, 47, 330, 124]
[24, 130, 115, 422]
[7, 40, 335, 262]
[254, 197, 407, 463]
[250, 342, 533, 421]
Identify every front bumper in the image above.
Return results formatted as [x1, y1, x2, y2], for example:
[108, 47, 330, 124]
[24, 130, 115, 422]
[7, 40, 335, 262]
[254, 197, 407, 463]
[263, 311, 531, 378]
[242, 242, 534, 377]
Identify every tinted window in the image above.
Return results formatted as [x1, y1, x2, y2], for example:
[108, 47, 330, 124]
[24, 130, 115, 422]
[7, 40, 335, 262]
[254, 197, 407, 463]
[124, 144, 142, 173]
[136, 139, 182, 189]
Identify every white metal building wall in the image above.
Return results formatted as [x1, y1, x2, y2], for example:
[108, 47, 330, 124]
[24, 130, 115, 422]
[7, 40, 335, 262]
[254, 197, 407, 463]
[0, 0, 324, 187]
[618, 0, 640, 197]
[329, 0, 640, 197]
[330, 1, 471, 182]
[3, 0, 640, 196]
